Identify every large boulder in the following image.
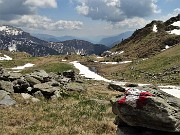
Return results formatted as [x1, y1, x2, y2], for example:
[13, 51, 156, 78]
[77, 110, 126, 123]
[111, 86, 180, 132]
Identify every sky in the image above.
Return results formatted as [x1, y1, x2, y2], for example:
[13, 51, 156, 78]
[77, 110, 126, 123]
[0, 0, 180, 41]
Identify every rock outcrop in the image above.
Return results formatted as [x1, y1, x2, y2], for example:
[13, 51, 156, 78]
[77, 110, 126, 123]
[0, 67, 85, 106]
[111, 85, 180, 133]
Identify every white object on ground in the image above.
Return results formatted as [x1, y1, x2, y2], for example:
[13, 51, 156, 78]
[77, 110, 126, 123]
[0, 55, 12, 60]
[159, 86, 180, 98]
[62, 59, 67, 62]
[97, 56, 104, 59]
[101, 61, 132, 64]
[70, 61, 111, 82]
[12, 63, 34, 70]
[153, 25, 158, 32]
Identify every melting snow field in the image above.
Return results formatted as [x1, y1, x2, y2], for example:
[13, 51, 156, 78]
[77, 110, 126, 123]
[0, 54, 12, 60]
[11, 63, 35, 70]
[70, 61, 111, 82]
[71, 61, 180, 98]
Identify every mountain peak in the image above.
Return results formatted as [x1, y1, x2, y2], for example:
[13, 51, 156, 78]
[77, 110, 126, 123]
[0, 25, 23, 36]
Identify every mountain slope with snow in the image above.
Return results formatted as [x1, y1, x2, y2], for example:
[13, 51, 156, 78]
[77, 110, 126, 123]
[111, 14, 180, 59]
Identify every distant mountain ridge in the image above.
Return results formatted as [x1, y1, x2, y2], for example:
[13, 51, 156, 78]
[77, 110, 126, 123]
[111, 14, 180, 59]
[0, 25, 109, 56]
[32, 34, 79, 42]
[48, 39, 109, 55]
[99, 31, 133, 47]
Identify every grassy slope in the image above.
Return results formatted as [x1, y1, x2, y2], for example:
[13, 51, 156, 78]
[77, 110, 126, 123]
[111, 23, 180, 60]
[83, 44, 180, 85]
[0, 51, 118, 134]
[0, 81, 118, 135]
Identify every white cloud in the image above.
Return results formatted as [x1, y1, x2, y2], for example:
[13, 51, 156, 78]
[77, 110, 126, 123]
[24, 0, 57, 8]
[106, 17, 150, 30]
[8, 15, 83, 30]
[76, 3, 89, 15]
[74, 0, 160, 22]
[160, 8, 180, 21]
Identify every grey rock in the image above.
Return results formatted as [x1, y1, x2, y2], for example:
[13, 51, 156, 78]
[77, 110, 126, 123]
[25, 75, 41, 86]
[8, 72, 22, 80]
[111, 86, 180, 132]
[108, 82, 125, 92]
[125, 83, 139, 87]
[0, 80, 14, 93]
[0, 90, 9, 100]
[34, 83, 59, 93]
[30, 70, 49, 82]
[21, 93, 32, 100]
[0, 95, 16, 106]
[62, 70, 75, 81]
[31, 97, 40, 102]
[33, 91, 44, 98]
[0, 67, 10, 78]
[66, 82, 86, 92]
[59, 77, 71, 84]
[47, 80, 61, 87]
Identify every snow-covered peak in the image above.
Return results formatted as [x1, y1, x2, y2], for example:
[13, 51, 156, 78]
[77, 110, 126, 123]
[153, 25, 158, 32]
[0, 25, 23, 36]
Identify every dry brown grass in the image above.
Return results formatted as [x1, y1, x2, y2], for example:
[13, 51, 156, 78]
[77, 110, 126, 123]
[0, 80, 119, 135]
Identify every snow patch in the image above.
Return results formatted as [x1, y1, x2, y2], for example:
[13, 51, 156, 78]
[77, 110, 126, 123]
[171, 21, 180, 27]
[70, 61, 111, 82]
[100, 61, 132, 64]
[97, 56, 104, 59]
[8, 43, 17, 52]
[161, 45, 171, 51]
[0, 54, 12, 60]
[11, 63, 34, 70]
[62, 59, 67, 62]
[167, 21, 180, 35]
[159, 86, 180, 98]
[153, 25, 158, 32]
[167, 29, 180, 35]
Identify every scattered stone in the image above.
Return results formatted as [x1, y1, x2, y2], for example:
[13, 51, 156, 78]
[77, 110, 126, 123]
[108, 82, 125, 92]
[8, 72, 22, 80]
[21, 93, 32, 100]
[0, 90, 9, 100]
[31, 97, 40, 102]
[30, 70, 49, 82]
[0, 80, 14, 93]
[62, 70, 75, 81]
[0, 95, 16, 106]
[125, 83, 139, 87]
[25, 75, 41, 86]
[66, 82, 86, 92]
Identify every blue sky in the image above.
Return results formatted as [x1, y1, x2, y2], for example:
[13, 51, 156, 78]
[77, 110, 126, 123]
[0, 0, 179, 41]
